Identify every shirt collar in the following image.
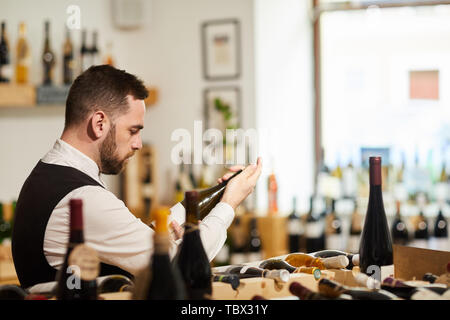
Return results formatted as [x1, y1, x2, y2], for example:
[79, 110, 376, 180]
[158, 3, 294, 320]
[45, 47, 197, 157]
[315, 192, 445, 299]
[42, 139, 106, 187]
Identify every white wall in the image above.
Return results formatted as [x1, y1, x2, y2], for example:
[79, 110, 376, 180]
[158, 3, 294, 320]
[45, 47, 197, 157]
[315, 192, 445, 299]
[254, 0, 314, 214]
[0, 0, 255, 204]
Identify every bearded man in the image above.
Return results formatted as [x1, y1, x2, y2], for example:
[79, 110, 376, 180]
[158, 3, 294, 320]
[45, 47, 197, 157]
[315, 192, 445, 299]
[12, 65, 262, 289]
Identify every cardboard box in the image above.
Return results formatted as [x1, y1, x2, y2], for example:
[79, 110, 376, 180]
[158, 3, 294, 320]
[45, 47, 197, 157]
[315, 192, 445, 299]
[0, 84, 36, 107]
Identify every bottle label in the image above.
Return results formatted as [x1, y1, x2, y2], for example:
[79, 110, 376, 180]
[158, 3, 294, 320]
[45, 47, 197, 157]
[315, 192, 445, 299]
[68, 244, 100, 281]
[288, 220, 303, 235]
[305, 221, 324, 238]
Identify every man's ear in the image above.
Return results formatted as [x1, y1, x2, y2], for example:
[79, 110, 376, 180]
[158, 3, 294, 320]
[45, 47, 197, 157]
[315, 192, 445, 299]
[90, 111, 109, 139]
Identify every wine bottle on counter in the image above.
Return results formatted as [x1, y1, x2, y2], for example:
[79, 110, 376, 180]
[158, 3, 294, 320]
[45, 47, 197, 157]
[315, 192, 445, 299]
[423, 273, 438, 284]
[258, 258, 321, 279]
[325, 199, 344, 251]
[347, 199, 362, 254]
[212, 274, 240, 290]
[147, 207, 185, 300]
[16, 22, 30, 84]
[97, 275, 134, 294]
[305, 195, 326, 253]
[289, 282, 350, 300]
[175, 191, 212, 300]
[221, 265, 290, 283]
[310, 250, 359, 270]
[391, 200, 409, 246]
[294, 267, 322, 280]
[359, 157, 393, 274]
[318, 278, 398, 300]
[246, 217, 262, 262]
[180, 170, 242, 220]
[56, 199, 99, 300]
[0, 21, 12, 83]
[0, 285, 29, 300]
[287, 197, 304, 253]
[381, 276, 448, 299]
[284, 252, 349, 269]
[259, 259, 297, 273]
[42, 20, 55, 85]
[63, 27, 74, 85]
[429, 208, 448, 251]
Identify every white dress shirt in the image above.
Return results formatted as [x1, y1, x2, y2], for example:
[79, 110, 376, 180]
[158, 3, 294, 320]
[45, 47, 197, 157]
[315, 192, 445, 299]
[42, 139, 234, 276]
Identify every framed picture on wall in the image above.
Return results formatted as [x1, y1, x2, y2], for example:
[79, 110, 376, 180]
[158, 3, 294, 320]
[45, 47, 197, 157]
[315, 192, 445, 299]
[201, 19, 241, 80]
[204, 86, 241, 132]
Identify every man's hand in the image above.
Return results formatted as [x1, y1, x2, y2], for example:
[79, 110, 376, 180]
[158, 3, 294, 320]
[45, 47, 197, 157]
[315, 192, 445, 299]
[219, 157, 263, 210]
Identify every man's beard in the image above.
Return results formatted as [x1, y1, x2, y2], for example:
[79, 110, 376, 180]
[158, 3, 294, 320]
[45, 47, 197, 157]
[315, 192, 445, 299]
[100, 125, 133, 175]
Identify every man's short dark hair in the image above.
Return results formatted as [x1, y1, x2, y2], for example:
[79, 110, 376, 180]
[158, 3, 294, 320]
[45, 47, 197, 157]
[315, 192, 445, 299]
[65, 65, 149, 128]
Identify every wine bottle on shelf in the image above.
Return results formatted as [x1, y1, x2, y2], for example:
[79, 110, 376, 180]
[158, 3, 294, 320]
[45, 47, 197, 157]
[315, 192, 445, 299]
[310, 250, 359, 270]
[359, 157, 393, 274]
[325, 199, 344, 251]
[180, 170, 242, 220]
[318, 278, 397, 300]
[91, 31, 100, 66]
[80, 29, 91, 72]
[16, 22, 30, 84]
[97, 275, 134, 294]
[212, 274, 240, 290]
[287, 197, 304, 253]
[0, 21, 12, 83]
[246, 217, 262, 262]
[267, 170, 278, 215]
[222, 265, 290, 283]
[347, 199, 362, 254]
[391, 200, 409, 246]
[411, 209, 429, 249]
[175, 191, 212, 300]
[284, 252, 349, 270]
[305, 195, 326, 253]
[381, 276, 447, 299]
[42, 21, 55, 85]
[62, 27, 74, 85]
[56, 199, 99, 300]
[147, 207, 186, 300]
[429, 208, 448, 251]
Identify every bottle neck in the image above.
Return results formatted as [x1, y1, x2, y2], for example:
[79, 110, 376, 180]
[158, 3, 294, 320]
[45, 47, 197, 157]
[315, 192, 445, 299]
[369, 162, 382, 186]
[69, 229, 84, 244]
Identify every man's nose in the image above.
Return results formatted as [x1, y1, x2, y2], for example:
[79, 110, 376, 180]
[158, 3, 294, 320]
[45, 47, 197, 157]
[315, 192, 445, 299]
[132, 135, 143, 150]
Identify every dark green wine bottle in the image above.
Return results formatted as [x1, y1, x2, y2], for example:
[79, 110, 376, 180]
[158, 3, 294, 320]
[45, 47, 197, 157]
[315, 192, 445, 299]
[181, 170, 242, 220]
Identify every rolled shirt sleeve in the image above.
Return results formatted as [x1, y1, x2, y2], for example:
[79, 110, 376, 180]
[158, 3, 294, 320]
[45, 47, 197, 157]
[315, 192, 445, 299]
[45, 186, 235, 275]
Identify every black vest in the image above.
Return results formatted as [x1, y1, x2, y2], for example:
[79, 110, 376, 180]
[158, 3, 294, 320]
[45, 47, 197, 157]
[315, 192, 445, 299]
[12, 161, 132, 289]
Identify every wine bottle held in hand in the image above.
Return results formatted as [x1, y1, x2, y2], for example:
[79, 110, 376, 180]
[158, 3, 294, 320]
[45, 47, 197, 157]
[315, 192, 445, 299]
[359, 157, 393, 275]
[180, 170, 242, 220]
[56, 199, 99, 300]
[175, 191, 212, 300]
